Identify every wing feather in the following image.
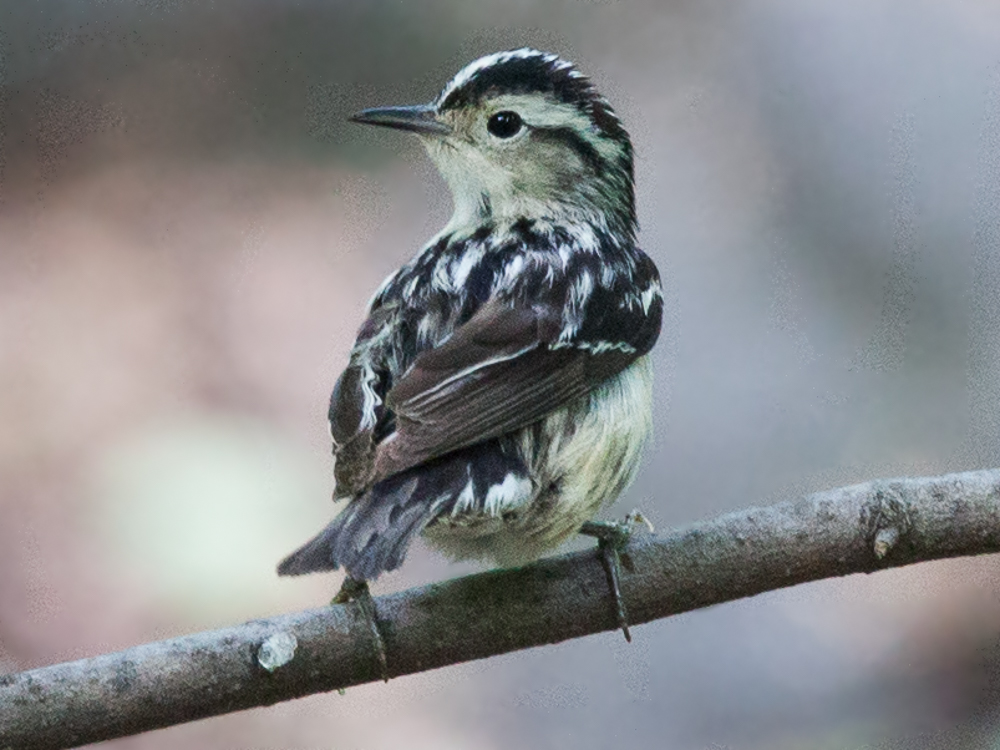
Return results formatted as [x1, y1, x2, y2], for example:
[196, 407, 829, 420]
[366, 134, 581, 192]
[329, 244, 663, 495]
[371, 298, 638, 483]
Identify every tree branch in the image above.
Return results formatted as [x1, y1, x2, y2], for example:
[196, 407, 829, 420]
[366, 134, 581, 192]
[4, 468, 1000, 749]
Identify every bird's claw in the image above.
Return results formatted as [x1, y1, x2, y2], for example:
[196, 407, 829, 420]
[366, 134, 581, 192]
[623, 509, 655, 534]
[332, 576, 389, 682]
[579, 511, 654, 643]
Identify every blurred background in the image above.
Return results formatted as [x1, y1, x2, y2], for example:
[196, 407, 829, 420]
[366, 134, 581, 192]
[3, 0, 1000, 748]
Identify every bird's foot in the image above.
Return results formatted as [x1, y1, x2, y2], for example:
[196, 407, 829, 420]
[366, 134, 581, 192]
[333, 576, 389, 682]
[579, 511, 654, 643]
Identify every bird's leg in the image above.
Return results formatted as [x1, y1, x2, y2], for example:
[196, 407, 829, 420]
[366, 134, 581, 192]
[333, 576, 389, 682]
[579, 511, 655, 643]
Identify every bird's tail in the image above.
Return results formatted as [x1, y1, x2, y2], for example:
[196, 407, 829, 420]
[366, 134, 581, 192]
[276, 459, 461, 581]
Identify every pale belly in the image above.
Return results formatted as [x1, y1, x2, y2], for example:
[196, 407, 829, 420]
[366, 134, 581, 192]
[423, 355, 654, 566]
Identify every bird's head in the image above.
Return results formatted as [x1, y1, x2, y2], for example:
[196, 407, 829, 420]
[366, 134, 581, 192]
[351, 49, 636, 240]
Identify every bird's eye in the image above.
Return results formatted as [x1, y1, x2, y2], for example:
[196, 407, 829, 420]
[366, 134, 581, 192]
[487, 111, 523, 139]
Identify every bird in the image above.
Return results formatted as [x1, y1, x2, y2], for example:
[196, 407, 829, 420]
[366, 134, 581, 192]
[278, 48, 663, 647]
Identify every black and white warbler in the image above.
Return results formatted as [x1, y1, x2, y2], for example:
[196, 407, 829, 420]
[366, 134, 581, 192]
[279, 49, 663, 642]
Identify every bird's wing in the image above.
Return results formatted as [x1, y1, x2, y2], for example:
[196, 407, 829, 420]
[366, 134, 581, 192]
[371, 287, 660, 483]
[327, 302, 399, 496]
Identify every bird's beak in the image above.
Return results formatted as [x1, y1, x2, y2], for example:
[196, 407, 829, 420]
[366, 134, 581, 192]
[349, 104, 451, 136]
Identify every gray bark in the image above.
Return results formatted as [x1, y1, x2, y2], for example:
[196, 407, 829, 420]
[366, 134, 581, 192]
[3, 468, 1000, 749]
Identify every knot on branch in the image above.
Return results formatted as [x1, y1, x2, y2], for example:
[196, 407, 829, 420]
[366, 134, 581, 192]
[861, 484, 914, 561]
[256, 632, 298, 672]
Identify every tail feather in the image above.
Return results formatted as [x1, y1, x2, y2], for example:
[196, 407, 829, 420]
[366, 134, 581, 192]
[339, 484, 450, 580]
[276, 511, 350, 576]
[276, 438, 530, 581]
[277, 464, 459, 581]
